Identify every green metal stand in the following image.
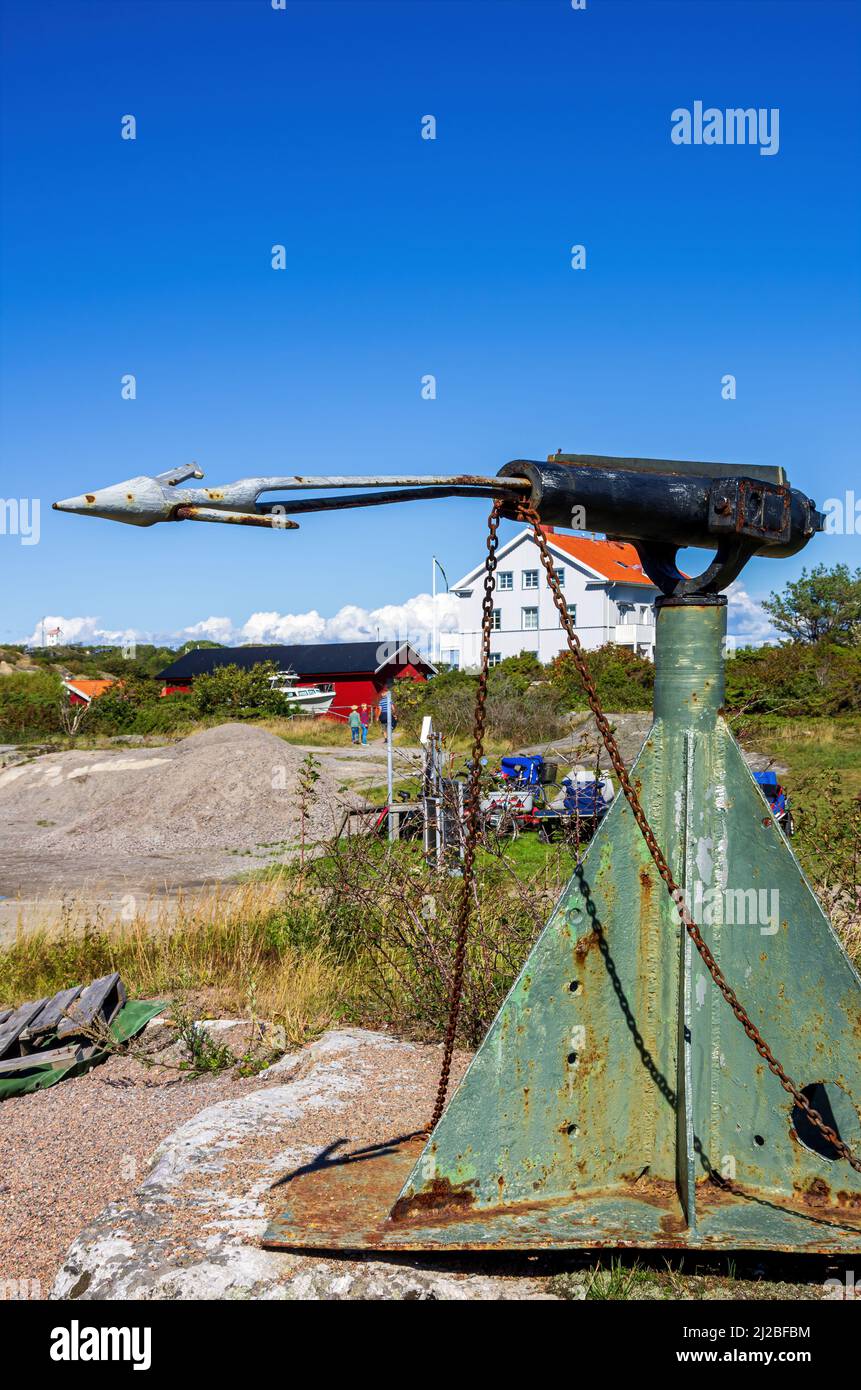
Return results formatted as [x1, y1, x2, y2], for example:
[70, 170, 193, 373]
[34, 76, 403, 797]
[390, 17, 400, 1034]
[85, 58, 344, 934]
[265, 602, 861, 1253]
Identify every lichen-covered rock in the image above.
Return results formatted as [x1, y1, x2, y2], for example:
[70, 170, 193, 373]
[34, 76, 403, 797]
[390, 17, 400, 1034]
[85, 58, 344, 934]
[51, 1029, 552, 1302]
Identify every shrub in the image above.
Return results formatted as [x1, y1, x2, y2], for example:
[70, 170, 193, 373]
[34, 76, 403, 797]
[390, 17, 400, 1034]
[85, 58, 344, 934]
[191, 661, 296, 719]
[0, 670, 64, 740]
[725, 642, 861, 718]
[394, 665, 566, 745]
[312, 836, 566, 1044]
[550, 644, 654, 712]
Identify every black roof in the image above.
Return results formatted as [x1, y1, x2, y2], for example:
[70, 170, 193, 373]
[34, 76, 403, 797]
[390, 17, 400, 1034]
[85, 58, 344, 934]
[157, 642, 432, 681]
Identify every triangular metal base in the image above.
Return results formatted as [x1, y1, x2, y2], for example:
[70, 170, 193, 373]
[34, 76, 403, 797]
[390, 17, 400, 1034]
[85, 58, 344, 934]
[265, 605, 861, 1254]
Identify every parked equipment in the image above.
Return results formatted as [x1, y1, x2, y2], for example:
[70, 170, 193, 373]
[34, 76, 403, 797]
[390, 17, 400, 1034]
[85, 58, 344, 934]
[481, 756, 546, 837]
[753, 770, 794, 837]
[536, 770, 615, 842]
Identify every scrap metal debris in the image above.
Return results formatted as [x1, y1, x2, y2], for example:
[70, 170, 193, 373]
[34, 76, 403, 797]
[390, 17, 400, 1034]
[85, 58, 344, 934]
[0, 973, 163, 1096]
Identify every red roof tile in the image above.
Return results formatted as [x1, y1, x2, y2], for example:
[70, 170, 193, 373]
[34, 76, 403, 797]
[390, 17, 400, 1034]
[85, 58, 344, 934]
[543, 531, 655, 587]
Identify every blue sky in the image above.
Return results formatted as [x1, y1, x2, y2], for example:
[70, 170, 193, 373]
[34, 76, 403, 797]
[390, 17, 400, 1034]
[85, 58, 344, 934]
[1, 0, 859, 649]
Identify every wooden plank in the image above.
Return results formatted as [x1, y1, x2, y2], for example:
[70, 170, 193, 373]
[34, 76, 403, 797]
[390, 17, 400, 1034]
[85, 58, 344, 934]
[0, 999, 49, 1060]
[0, 1043, 95, 1076]
[0, 1008, 14, 1028]
[56, 973, 125, 1040]
[19, 985, 85, 1043]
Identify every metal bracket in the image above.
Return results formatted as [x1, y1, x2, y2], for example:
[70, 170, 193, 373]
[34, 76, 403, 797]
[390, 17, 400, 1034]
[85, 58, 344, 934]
[633, 539, 756, 600]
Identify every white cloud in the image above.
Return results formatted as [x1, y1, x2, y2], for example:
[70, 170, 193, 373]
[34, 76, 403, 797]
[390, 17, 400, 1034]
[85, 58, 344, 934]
[241, 609, 328, 644]
[21, 615, 144, 647]
[239, 593, 458, 646]
[179, 616, 235, 643]
[726, 582, 777, 644]
[25, 588, 775, 657]
[20, 592, 460, 651]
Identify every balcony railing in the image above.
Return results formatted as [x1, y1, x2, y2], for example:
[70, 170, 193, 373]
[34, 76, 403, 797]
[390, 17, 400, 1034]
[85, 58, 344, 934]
[614, 623, 655, 647]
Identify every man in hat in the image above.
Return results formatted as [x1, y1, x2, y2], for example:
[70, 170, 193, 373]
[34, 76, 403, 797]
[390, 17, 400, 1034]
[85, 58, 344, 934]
[348, 705, 361, 744]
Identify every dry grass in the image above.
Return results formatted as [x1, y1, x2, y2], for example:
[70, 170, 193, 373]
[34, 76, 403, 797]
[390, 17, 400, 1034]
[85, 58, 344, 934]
[265, 716, 384, 747]
[0, 880, 361, 1045]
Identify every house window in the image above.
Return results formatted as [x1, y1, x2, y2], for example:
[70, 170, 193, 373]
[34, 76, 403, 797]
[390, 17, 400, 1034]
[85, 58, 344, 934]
[441, 649, 460, 668]
[488, 652, 501, 667]
[522, 607, 539, 631]
[552, 567, 565, 587]
[522, 569, 539, 589]
[559, 605, 576, 626]
[491, 608, 501, 631]
[498, 571, 513, 591]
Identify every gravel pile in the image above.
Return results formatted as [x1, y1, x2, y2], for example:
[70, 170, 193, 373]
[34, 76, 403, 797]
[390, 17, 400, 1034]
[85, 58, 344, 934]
[0, 723, 354, 857]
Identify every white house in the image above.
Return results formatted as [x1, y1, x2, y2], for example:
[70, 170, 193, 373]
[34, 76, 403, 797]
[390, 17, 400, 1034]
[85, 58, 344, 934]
[441, 527, 660, 669]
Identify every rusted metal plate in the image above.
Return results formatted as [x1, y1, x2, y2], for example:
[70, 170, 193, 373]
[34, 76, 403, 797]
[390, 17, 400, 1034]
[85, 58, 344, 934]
[263, 1134, 861, 1254]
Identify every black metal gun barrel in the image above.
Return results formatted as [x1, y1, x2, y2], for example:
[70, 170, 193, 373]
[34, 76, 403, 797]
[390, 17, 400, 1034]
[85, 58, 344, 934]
[497, 458, 822, 559]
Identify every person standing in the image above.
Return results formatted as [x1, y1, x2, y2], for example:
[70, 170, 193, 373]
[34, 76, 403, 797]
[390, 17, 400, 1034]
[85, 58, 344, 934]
[359, 703, 371, 744]
[378, 691, 397, 743]
[348, 705, 361, 744]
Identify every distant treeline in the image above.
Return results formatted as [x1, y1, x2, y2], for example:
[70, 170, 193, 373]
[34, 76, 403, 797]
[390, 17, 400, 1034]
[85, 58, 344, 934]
[0, 660, 292, 741]
[2, 641, 860, 745]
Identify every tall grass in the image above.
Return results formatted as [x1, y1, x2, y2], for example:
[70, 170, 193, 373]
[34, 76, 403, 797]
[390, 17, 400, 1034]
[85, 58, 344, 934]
[266, 716, 383, 747]
[0, 881, 363, 1045]
[0, 841, 568, 1047]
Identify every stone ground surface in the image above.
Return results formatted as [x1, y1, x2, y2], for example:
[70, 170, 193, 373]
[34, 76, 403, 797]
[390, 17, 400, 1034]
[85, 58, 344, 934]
[49, 1028, 556, 1301]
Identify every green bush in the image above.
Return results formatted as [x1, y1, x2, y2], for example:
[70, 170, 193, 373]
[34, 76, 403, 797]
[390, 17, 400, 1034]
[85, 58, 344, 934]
[550, 644, 654, 712]
[191, 661, 296, 719]
[393, 656, 566, 745]
[0, 670, 64, 740]
[725, 642, 861, 718]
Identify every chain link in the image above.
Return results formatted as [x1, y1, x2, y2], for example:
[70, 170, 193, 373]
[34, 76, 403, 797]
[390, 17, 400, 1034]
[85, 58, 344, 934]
[431, 498, 861, 1181]
[429, 502, 502, 1131]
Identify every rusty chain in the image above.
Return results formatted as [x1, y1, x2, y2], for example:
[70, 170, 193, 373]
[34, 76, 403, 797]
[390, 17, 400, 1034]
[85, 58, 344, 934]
[431, 496, 861, 1179]
[429, 502, 502, 1131]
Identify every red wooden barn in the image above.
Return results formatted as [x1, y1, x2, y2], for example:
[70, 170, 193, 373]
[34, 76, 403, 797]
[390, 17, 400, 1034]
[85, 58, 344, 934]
[156, 642, 435, 720]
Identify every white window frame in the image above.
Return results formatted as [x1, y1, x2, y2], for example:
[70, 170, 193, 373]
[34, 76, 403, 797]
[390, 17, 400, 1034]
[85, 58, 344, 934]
[491, 608, 501, 631]
[498, 570, 513, 591]
[522, 569, 539, 590]
[522, 606, 539, 631]
[488, 652, 501, 667]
